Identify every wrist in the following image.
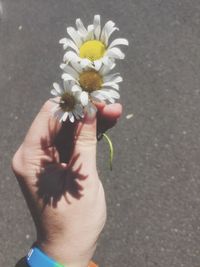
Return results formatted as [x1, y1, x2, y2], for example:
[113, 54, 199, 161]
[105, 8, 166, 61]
[36, 241, 96, 267]
[26, 246, 97, 267]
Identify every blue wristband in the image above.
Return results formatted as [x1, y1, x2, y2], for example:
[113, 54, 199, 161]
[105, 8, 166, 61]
[26, 247, 64, 267]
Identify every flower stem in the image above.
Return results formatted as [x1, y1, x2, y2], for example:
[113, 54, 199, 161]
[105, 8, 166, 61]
[103, 133, 114, 171]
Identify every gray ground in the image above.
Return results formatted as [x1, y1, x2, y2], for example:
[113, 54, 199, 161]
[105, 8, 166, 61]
[0, 0, 200, 266]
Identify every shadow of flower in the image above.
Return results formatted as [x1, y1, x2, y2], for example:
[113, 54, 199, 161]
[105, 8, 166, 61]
[33, 118, 87, 208]
[35, 154, 88, 208]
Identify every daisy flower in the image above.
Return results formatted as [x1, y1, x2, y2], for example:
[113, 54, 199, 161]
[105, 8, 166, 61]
[50, 80, 88, 123]
[59, 14, 129, 67]
[60, 61, 122, 114]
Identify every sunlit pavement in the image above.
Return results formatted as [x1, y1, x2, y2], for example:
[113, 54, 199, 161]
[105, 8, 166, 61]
[0, 1, 200, 266]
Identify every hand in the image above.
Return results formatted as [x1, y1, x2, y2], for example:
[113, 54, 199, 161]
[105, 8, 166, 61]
[12, 100, 122, 267]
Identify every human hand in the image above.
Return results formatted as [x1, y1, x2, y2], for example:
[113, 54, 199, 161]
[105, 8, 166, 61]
[12, 100, 122, 267]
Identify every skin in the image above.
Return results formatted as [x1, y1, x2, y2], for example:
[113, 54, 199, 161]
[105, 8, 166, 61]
[12, 100, 122, 267]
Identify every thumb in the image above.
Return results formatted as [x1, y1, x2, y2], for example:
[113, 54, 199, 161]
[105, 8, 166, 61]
[75, 114, 97, 146]
[71, 114, 97, 172]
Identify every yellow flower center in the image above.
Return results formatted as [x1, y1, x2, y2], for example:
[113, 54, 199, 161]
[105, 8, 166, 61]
[60, 92, 76, 112]
[79, 70, 103, 93]
[79, 40, 106, 61]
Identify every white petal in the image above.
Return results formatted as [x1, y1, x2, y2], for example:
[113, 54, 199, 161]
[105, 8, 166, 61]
[100, 62, 116, 75]
[106, 47, 125, 59]
[102, 82, 119, 90]
[101, 88, 120, 99]
[80, 58, 93, 68]
[91, 91, 107, 100]
[69, 112, 75, 123]
[62, 112, 69, 122]
[80, 91, 89, 106]
[59, 38, 79, 53]
[101, 21, 119, 45]
[90, 95, 103, 103]
[60, 64, 79, 79]
[93, 60, 102, 71]
[73, 109, 81, 120]
[103, 73, 120, 82]
[70, 61, 83, 73]
[62, 80, 71, 91]
[59, 38, 67, 44]
[102, 56, 115, 67]
[87, 24, 94, 32]
[91, 89, 118, 103]
[105, 27, 119, 45]
[72, 84, 82, 92]
[85, 25, 94, 41]
[110, 62, 116, 70]
[75, 103, 84, 115]
[108, 98, 115, 103]
[60, 63, 65, 69]
[53, 83, 62, 93]
[101, 21, 115, 43]
[104, 76, 123, 84]
[93, 92, 114, 103]
[84, 30, 94, 42]
[67, 27, 83, 47]
[108, 38, 129, 49]
[76, 18, 88, 37]
[51, 89, 59, 96]
[110, 76, 123, 83]
[63, 51, 80, 63]
[100, 93, 115, 103]
[62, 73, 77, 82]
[74, 104, 84, 118]
[93, 14, 101, 40]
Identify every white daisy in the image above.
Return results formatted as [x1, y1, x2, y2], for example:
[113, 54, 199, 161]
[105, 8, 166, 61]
[59, 14, 129, 67]
[50, 80, 88, 123]
[61, 61, 122, 115]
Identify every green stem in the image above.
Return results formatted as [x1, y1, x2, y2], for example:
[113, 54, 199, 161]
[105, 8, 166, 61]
[103, 133, 114, 171]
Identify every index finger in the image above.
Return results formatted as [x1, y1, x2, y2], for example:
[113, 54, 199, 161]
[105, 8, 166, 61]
[23, 100, 62, 148]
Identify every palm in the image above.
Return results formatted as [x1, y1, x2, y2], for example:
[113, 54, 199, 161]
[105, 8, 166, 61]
[13, 101, 121, 266]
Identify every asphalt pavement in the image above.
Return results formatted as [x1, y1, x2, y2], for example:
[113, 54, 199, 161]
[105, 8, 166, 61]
[0, 0, 200, 266]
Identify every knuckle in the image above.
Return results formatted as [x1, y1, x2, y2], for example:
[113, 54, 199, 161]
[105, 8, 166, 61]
[11, 146, 23, 176]
[41, 99, 54, 113]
